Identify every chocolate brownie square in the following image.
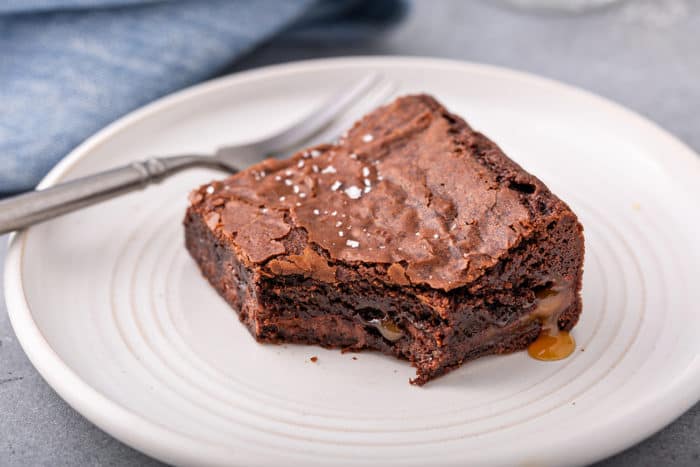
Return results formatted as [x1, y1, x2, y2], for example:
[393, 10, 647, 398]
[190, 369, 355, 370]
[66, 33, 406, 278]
[184, 95, 584, 384]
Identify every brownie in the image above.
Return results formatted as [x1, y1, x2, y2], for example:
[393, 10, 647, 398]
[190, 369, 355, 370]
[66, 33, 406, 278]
[184, 95, 584, 385]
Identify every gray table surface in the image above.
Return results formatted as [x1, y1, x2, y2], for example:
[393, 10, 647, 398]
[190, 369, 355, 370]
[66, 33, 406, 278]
[2, 1, 699, 465]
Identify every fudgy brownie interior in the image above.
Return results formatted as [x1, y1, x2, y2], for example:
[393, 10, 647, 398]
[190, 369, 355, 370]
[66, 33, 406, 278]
[184, 95, 584, 384]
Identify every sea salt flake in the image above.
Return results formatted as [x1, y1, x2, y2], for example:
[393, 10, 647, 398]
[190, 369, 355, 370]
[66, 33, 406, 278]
[346, 239, 360, 248]
[299, 192, 307, 198]
[338, 231, 344, 237]
[344, 185, 362, 199]
[205, 185, 215, 194]
[349, 153, 358, 160]
[279, 196, 286, 202]
[310, 149, 321, 158]
[331, 211, 337, 216]
[296, 202, 301, 207]
[363, 178, 371, 187]
[284, 179, 293, 186]
[285, 170, 293, 176]
[321, 165, 337, 174]
[335, 221, 343, 227]
[330, 181, 342, 191]
[313, 209, 320, 215]
[297, 160, 305, 168]
[293, 185, 300, 194]
[363, 186, 371, 194]
[362, 133, 374, 143]
[433, 234, 439, 239]
[312, 165, 320, 173]
[362, 167, 370, 177]
[275, 175, 282, 181]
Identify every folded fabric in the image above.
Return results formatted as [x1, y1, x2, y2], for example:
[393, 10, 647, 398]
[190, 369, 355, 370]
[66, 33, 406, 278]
[0, 0, 404, 195]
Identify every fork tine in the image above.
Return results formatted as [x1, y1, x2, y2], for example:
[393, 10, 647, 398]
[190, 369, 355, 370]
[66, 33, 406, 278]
[261, 73, 381, 154]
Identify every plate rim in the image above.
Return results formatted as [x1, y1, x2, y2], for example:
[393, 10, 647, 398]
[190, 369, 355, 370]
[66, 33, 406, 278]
[5, 55, 700, 466]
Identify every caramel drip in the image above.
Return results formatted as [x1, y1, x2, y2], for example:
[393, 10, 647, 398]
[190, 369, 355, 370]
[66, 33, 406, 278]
[528, 330, 575, 361]
[527, 283, 576, 361]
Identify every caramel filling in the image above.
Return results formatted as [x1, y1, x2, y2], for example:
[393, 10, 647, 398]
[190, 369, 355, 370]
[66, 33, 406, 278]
[369, 317, 404, 342]
[527, 283, 576, 361]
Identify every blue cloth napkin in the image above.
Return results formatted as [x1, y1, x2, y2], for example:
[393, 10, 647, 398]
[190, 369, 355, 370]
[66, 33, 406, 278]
[0, 0, 404, 195]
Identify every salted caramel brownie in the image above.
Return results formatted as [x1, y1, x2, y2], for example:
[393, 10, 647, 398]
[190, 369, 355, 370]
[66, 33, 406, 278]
[184, 95, 584, 384]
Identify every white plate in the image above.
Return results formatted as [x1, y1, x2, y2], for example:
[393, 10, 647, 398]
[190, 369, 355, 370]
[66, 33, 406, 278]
[5, 57, 700, 467]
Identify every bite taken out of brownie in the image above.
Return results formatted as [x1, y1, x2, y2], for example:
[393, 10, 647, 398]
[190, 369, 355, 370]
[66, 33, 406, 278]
[184, 94, 584, 385]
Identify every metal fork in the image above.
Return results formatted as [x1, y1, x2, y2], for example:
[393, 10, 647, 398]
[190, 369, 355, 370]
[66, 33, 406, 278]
[0, 74, 395, 235]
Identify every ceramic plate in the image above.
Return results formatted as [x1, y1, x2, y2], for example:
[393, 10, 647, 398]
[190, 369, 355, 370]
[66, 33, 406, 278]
[5, 57, 700, 467]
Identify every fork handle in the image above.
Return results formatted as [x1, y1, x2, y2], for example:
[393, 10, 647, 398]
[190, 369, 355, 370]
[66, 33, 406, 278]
[0, 155, 218, 235]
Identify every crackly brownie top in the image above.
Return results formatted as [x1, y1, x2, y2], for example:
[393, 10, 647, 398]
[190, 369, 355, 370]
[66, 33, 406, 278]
[189, 95, 559, 291]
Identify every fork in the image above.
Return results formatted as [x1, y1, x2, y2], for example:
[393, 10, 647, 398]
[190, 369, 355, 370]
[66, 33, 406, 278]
[0, 74, 395, 235]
